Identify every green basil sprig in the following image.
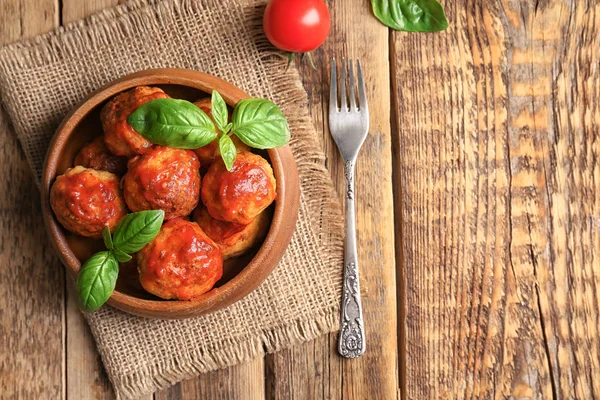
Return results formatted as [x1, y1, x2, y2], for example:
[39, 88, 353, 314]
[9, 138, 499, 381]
[76, 210, 165, 312]
[76, 251, 119, 312]
[211, 90, 229, 132]
[102, 226, 113, 250]
[218, 134, 237, 171]
[372, 0, 448, 32]
[128, 99, 217, 149]
[112, 210, 165, 254]
[128, 91, 290, 171]
[231, 99, 290, 149]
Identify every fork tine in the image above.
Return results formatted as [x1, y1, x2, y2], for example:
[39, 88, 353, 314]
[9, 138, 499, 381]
[330, 58, 338, 113]
[349, 60, 357, 111]
[357, 59, 367, 111]
[340, 58, 347, 111]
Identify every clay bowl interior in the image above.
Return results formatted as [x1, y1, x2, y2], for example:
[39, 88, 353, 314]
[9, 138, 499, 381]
[42, 68, 300, 319]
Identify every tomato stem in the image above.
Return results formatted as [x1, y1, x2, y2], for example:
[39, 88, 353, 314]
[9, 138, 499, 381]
[283, 52, 317, 72]
[285, 52, 294, 71]
[303, 52, 317, 70]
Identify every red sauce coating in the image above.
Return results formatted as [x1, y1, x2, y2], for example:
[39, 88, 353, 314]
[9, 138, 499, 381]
[201, 151, 276, 224]
[137, 218, 223, 300]
[73, 136, 127, 175]
[192, 206, 270, 260]
[50, 166, 127, 238]
[123, 146, 201, 220]
[194, 140, 219, 166]
[193, 206, 247, 244]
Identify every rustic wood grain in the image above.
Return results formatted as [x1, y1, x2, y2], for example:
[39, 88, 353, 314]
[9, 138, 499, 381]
[264, 0, 399, 399]
[65, 286, 118, 399]
[514, 2, 600, 398]
[393, 0, 600, 398]
[61, 0, 122, 25]
[0, 0, 64, 399]
[155, 361, 264, 400]
[6, 0, 600, 398]
[263, 40, 345, 400]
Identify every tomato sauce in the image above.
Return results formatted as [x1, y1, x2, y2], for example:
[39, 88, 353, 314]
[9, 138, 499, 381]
[62, 169, 121, 223]
[141, 219, 223, 300]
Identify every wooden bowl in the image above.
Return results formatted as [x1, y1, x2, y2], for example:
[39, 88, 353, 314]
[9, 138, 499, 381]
[41, 68, 300, 319]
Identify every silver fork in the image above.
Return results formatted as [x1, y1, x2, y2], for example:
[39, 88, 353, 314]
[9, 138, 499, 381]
[329, 58, 369, 358]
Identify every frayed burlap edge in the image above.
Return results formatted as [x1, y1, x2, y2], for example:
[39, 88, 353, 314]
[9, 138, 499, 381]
[109, 309, 339, 398]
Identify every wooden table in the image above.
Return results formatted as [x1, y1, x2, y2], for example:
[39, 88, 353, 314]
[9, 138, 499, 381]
[1, 0, 598, 398]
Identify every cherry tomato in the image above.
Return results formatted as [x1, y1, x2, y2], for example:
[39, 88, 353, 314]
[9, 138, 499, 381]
[263, 0, 331, 53]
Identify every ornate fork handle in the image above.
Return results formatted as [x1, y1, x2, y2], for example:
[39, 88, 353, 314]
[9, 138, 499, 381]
[338, 160, 366, 358]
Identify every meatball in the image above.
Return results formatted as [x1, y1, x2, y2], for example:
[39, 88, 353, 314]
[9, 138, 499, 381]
[137, 218, 223, 300]
[192, 206, 270, 259]
[50, 166, 127, 238]
[195, 135, 249, 167]
[123, 146, 201, 220]
[101, 86, 169, 157]
[201, 151, 276, 224]
[73, 136, 128, 175]
[192, 98, 249, 166]
[194, 139, 219, 166]
[193, 98, 216, 119]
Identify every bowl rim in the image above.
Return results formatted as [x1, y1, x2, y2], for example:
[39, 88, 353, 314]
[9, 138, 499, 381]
[41, 68, 300, 319]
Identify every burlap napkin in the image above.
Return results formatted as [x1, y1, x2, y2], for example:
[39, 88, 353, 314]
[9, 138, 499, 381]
[0, 0, 344, 398]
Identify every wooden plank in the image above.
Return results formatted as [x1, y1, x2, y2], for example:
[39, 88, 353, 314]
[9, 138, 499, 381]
[392, 0, 541, 397]
[155, 362, 264, 400]
[392, 0, 600, 398]
[0, 0, 58, 38]
[0, 0, 64, 399]
[61, 0, 121, 25]
[513, 2, 600, 398]
[264, 46, 344, 400]
[65, 287, 118, 399]
[264, 0, 399, 398]
[265, 334, 341, 400]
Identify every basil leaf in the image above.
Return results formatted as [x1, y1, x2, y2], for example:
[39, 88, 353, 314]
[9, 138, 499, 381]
[102, 226, 113, 250]
[112, 248, 133, 263]
[211, 90, 229, 132]
[128, 98, 217, 149]
[372, 0, 448, 32]
[112, 210, 164, 254]
[231, 99, 290, 149]
[219, 134, 237, 171]
[76, 251, 119, 312]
